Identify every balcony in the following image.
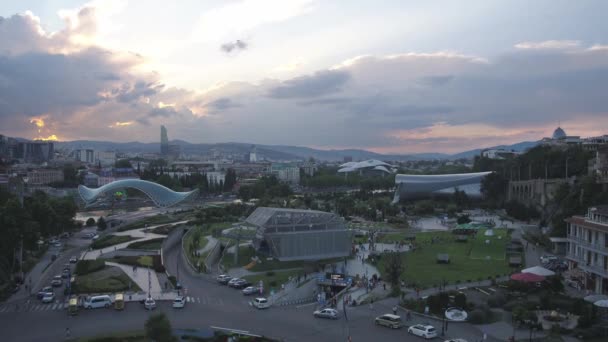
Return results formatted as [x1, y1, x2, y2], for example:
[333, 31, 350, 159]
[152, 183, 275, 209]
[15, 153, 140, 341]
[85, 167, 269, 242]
[566, 253, 608, 277]
[567, 236, 608, 255]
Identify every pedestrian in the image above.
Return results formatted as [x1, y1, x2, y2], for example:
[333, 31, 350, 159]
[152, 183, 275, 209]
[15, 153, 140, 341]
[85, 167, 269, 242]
[392, 306, 397, 315]
[65, 327, 71, 339]
[383, 283, 386, 291]
[369, 299, 374, 310]
[407, 310, 412, 321]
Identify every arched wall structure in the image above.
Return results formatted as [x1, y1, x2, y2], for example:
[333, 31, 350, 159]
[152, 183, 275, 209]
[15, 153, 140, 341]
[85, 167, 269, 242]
[78, 179, 199, 208]
[393, 171, 493, 203]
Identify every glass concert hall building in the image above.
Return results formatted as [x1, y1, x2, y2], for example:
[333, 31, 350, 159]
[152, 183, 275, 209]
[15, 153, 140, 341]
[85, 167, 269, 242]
[78, 179, 199, 208]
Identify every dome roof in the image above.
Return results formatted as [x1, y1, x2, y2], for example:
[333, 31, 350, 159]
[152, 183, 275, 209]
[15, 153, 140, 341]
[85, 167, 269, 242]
[552, 127, 567, 139]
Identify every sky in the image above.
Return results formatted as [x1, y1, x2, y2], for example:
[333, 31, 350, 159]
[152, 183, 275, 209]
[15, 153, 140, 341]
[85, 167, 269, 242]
[1, 0, 608, 154]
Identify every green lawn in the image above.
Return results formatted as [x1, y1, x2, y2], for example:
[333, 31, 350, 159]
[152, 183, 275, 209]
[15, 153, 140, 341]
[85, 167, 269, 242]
[72, 267, 141, 294]
[377, 230, 513, 288]
[242, 269, 303, 295]
[184, 227, 212, 272]
[126, 238, 165, 250]
[91, 235, 136, 249]
[469, 229, 509, 260]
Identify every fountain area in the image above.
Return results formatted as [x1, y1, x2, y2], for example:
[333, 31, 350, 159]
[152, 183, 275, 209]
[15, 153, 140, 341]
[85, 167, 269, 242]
[535, 310, 579, 330]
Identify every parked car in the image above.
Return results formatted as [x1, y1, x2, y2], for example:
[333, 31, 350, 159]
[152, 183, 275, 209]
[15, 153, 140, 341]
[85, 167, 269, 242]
[232, 279, 251, 289]
[242, 286, 260, 296]
[42, 292, 55, 304]
[92, 234, 99, 240]
[540, 255, 558, 263]
[227, 278, 241, 287]
[37, 286, 54, 299]
[216, 274, 231, 283]
[172, 296, 186, 309]
[84, 295, 112, 309]
[51, 276, 63, 287]
[313, 308, 339, 319]
[445, 339, 468, 342]
[375, 314, 403, 329]
[144, 297, 156, 310]
[251, 297, 270, 309]
[407, 324, 437, 339]
[69, 256, 78, 263]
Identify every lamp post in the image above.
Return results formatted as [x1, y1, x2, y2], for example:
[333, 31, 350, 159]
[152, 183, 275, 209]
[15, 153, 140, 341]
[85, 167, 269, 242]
[441, 306, 446, 336]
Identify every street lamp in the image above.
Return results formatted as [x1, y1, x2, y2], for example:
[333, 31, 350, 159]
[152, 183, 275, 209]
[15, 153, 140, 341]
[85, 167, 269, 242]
[441, 306, 447, 336]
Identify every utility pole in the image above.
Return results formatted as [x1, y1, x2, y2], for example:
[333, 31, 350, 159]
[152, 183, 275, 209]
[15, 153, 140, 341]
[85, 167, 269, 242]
[565, 158, 570, 179]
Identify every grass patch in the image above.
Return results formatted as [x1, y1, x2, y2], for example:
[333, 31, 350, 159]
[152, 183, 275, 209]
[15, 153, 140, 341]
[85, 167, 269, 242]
[126, 238, 165, 250]
[75, 260, 106, 276]
[242, 269, 303, 295]
[76, 330, 145, 342]
[109, 255, 162, 271]
[469, 229, 508, 260]
[72, 267, 141, 294]
[377, 230, 513, 288]
[184, 227, 212, 272]
[91, 235, 136, 249]
[117, 213, 191, 232]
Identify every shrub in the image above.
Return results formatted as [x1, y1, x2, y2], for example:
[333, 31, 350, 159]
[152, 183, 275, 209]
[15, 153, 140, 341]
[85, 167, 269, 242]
[468, 310, 486, 324]
[487, 293, 507, 308]
[454, 293, 467, 309]
[86, 218, 96, 226]
[75, 260, 105, 276]
[152, 255, 165, 273]
[266, 271, 275, 276]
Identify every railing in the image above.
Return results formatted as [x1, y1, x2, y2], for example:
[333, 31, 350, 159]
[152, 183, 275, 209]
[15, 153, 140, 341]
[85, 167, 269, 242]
[566, 253, 608, 277]
[566, 236, 608, 255]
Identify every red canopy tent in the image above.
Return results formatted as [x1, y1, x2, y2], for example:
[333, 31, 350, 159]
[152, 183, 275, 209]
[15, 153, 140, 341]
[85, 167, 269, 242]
[510, 272, 545, 282]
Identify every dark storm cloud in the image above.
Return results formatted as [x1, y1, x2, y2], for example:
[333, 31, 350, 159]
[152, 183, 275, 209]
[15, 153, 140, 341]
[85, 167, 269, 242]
[220, 40, 248, 53]
[204, 98, 240, 112]
[114, 81, 164, 103]
[267, 70, 351, 98]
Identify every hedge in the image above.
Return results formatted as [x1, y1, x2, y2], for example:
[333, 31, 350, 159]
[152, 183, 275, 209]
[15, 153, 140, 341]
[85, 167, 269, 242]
[75, 260, 106, 276]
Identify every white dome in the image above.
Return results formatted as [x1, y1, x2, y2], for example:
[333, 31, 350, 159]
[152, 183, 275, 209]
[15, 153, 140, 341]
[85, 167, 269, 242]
[552, 127, 567, 139]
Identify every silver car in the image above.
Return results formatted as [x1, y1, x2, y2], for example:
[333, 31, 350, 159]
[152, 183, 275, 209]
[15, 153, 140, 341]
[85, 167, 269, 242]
[313, 308, 339, 319]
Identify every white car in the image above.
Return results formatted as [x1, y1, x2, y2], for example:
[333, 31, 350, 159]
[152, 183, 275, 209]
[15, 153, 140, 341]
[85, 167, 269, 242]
[42, 292, 55, 304]
[227, 278, 241, 287]
[408, 324, 437, 339]
[445, 339, 468, 342]
[51, 275, 63, 287]
[172, 296, 186, 308]
[251, 297, 270, 309]
[144, 297, 156, 310]
[540, 255, 558, 263]
[313, 308, 339, 319]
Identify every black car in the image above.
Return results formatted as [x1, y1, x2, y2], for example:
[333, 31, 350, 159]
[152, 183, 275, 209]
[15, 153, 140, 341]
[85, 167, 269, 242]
[233, 279, 252, 289]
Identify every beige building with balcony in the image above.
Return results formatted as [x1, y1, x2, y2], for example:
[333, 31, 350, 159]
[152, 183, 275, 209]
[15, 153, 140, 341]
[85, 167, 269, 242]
[566, 206, 608, 294]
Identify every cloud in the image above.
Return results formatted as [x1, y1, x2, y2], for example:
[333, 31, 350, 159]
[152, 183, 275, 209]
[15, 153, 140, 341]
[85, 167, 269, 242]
[514, 40, 581, 50]
[267, 70, 351, 98]
[204, 98, 240, 113]
[220, 39, 248, 53]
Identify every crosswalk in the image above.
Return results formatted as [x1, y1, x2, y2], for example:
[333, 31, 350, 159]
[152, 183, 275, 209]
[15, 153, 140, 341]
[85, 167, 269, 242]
[0, 301, 69, 313]
[183, 296, 225, 306]
[0, 296, 228, 314]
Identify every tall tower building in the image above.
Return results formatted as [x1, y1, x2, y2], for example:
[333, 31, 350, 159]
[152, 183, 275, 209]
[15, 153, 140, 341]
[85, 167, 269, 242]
[160, 125, 169, 156]
[249, 145, 257, 162]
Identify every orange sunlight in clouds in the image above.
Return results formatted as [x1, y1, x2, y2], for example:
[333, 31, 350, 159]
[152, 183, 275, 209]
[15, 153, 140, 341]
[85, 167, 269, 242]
[109, 121, 134, 128]
[36, 134, 59, 141]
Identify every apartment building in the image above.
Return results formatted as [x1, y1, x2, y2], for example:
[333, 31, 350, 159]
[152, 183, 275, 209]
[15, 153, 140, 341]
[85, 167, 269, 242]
[566, 205, 608, 294]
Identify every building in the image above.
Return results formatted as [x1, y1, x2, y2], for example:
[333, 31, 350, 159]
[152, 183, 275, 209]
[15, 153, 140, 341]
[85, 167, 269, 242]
[247, 207, 351, 261]
[481, 148, 520, 160]
[95, 151, 116, 166]
[507, 178, 567, 208]
[26, 169, 64, 185]
[270, 163, 300, 184]
[206, 171, 226, 186]
[565, 206, 608, 295]
[160, 125, 169, 156]
[301, 161, 317, 177]
[589, 145, 608, 187]
[72, 149, 95, 163]
[249, 145, 258, 162]
[83, 173, 99, 187]
[541, 127, 607, 151]
[393, 172, 492, 202]
[338, 159, 394, 175]
[12, 141, 54, 163]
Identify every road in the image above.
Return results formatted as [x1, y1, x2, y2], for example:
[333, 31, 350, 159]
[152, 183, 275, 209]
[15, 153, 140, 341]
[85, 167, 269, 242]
[1, 225, 499, 342]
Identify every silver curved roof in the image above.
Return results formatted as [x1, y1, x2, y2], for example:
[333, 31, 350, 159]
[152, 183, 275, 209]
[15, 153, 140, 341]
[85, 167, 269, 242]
[393, 171, 492, 201]
[78, 179, 199, 207]
[338, 159, 394, 173]
[246, 207, 344, 233]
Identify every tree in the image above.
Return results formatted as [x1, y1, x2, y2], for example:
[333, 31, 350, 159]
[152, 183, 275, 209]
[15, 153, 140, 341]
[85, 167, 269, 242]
[114, 159, 133, 168]
[97, 216, 107, 230]
[145, 313, 176, 342]
[85, 217, 96, 227]
[383, 253, 404, 295]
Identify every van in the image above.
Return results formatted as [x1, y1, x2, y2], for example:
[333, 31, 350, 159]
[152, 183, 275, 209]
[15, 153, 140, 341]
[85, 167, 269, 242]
[84, 295, 112, 309]
[375, 314, 403, 329]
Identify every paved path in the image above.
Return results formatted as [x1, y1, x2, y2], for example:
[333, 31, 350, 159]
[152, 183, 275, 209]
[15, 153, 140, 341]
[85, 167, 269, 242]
[105, 262, 163, 296]
[196, 236, 217, 255]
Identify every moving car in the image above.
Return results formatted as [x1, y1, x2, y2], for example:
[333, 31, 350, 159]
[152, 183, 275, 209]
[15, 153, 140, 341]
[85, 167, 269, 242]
[242, 286, 260, 296]
[313, 308, 339, 319]
[251, 297, 270, 309]
[407, 324, 437, 339]
[144, 297, 156, 310]
[227, 278, 241, 287]
[61, 269, 70, 278]
[232, 279, 251, 289]
[173, 296, 186, 308]
[69, 256, 78, 263]
[375, 314, 403, 329]
[51, 275, 63, 287]
[37, 286, 54, 299]
[42, 292, 55, 304]
[84, 295, 112, 309]
[216, 275, 232, 284]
